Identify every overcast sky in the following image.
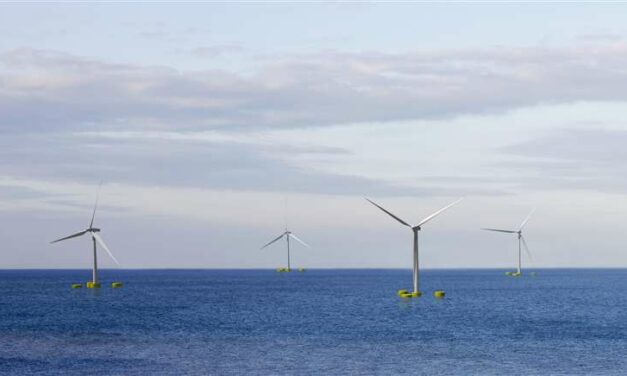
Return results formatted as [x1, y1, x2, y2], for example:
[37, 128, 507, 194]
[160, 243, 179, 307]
[2, 3, 627, 269]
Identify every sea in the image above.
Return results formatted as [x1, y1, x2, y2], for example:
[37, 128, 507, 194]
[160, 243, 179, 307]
[0, 269, 626, 375]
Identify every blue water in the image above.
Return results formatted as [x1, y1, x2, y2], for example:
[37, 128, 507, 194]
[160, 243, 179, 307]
[0, 269, 626, 375]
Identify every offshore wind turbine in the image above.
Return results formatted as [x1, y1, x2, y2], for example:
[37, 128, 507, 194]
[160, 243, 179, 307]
[366, 197, 463, 297]
[481, 209, 535, 276]
[50, 190, 121, 288]
[261, 229, 310, 272]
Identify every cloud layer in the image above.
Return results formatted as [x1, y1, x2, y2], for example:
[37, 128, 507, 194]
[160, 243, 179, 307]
[4, 44, 627, 134]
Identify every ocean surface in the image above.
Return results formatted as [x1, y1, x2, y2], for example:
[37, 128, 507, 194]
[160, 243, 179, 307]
[0, 269, 626, 375]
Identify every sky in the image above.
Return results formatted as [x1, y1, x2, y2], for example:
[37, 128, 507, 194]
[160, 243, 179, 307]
[2, 2, 627, 269]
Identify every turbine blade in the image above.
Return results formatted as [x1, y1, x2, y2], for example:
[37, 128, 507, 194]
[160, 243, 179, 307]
[89, 183, 102, 228]
[92, 232, 120, 266]
[521, 235, 533, 262]
[50, 230, 88, 244]
[416, 197, 464, 227]
[261, 233, 286, 249]
[288, 233, 310, 248]
[364, 198, 411, 227]
[518, 208, 536, 231]
[481, 228, 517, 234]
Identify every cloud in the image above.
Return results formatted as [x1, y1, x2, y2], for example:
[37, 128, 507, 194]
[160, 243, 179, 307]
[0, 130, 434, 196]
[4, 44, 627, 133]
[500, 128, 627, 192]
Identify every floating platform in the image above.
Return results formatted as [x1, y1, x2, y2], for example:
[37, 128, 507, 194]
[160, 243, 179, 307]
[86, 282, 101, 289]
[298, 268, 306, 272]
[276, 267, 292, 272]
[434, 290, 446, 298]
[111, 282, 123, 288]
[399, 291, 422, 298]
[505, 271, 522, 277]
[71, 283, 83, 289]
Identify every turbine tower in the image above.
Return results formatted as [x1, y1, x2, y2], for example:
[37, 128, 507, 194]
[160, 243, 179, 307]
[261, 229, 309, 272]
[481, 209, 535, 276]
[366, 197, 463, 296]
[50, 190, 120, 288]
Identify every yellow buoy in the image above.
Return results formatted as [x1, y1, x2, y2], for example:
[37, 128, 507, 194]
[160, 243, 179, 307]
[86, 282, 101, 289]
[111, 282, 123, 288]
[434, 290, 446, 298]
[71, 283, 83, 289]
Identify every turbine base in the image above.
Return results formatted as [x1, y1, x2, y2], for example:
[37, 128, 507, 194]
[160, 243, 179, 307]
[276, 268, 292, 272]
[86, 282, 101, 288]
[399, 291, 422, 298]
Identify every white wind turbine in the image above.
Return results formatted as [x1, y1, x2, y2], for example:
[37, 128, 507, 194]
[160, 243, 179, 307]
[50, 191, 120, 288]
[481, 209, 535, 276]
[261, 229, 310, 272]
[366, 197, 463, 295]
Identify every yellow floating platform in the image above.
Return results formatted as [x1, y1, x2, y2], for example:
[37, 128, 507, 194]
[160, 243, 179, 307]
[397, 289, 409, 296]
[400, 291, 422, 298]
[434, 290, 446, 298]
[71, 283, 83, 289]
[111, 282, 123, 288]
[276, 268, 292, 272]
[86, 282, 101, 289]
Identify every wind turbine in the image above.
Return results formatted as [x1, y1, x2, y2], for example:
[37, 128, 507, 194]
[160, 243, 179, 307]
[261, 229, 310, 272]
[481, 209, 535, 276]
[365, 197, 463, 297]
[50, 190, 121, 288]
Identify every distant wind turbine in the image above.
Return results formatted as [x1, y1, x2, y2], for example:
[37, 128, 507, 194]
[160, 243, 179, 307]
[50, 189, 120, 288]
[481, 209, 535, 276]
[261, 229, 310, 272]
[366, 197, 464, 296]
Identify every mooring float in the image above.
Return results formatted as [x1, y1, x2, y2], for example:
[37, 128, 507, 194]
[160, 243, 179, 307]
[86, 282, 101, 289]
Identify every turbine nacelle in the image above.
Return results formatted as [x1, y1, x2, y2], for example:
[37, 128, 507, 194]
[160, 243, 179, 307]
[365, 197, 464, 231]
